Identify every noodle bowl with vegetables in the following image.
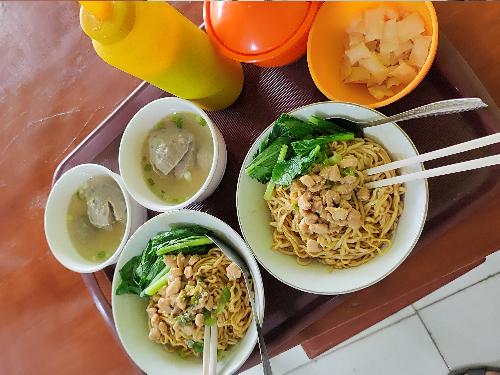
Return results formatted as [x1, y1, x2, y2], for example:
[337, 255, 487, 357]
[268, 138, 404, 269]
[115, 225, 252, 358]
[245, 113, 404, 269]
[147, 250, 252, 357]
[238, 102, 427, 294]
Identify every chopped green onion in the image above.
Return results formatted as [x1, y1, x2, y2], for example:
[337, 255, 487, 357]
[187, 340, 204, 353]
[203, 308, 217, 326]
[147, 177, 155, 186]
[177, 313, 194, 326]
[196, 115, 207, 127]
[341, 167, 355, 177]
[216, 287, 231, 314]
[154, 120, 164, 130]
[190, 293, 201, 305]
[171, 114, 183, 129]
[93, 251, 108, 261]
[143, 163, 152, 172]
[326, 152, 342, 165]
[75, 190, 84, 200]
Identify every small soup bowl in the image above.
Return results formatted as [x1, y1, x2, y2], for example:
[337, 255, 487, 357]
[119, 97, 227, 212]
[44, 163, 147, 273]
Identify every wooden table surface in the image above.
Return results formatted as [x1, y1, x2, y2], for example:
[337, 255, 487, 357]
[0, 2, 499, 374]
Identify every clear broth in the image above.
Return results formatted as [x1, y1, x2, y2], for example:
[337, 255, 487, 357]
[66, 185, 126, 262]
[142, 112, 214, 204]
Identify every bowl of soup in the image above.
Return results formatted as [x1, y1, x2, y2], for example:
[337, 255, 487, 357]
[119, 98, 227, 212]
[44, 163, 147, 273]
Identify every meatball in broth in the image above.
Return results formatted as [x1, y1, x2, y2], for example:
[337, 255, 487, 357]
[66, 175, 127, 262]
[142, 112, 214, 204]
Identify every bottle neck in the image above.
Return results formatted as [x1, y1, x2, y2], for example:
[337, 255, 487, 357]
[80, 1, 135, 44]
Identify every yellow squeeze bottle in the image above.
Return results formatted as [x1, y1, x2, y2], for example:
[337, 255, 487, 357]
[79, 1, 243, 110]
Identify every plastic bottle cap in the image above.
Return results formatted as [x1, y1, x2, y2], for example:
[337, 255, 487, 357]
[80, 2, 135, 44]
[79, 1, 112, 21]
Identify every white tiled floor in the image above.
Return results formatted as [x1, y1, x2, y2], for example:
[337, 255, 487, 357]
[241, 249, 500, 375]
[324, 305, 416, 352]
[288, 316, 449, 375]
[419, 273, 500, 370]
[241, 346, 310, 375]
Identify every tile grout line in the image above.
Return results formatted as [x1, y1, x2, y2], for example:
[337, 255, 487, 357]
[411, 269, 500, 373]
[414, 269, 500, 311]
[283, 268, 500, 375]
[283, 312, 417, 375]
[415, 310, 451, 371]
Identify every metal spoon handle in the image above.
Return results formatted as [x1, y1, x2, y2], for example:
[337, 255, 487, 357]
[361, 98, 487, 127]
[243, 273, 272, 375]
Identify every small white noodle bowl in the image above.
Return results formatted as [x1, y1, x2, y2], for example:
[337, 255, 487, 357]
[112, 209, 265, 375]
[237, 102, 428, 295]
[119, 97, 227, 212]
[44, 163, 147, 273]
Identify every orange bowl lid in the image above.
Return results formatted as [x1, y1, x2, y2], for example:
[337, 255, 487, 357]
[205, 1, 312, 56]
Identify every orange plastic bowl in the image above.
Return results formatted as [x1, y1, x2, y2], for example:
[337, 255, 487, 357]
[307, 2, 438, 108]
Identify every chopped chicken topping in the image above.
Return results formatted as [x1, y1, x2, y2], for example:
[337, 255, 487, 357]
[299, 175, 315, 187]
[320, 165, 341, 182]
[341, 175, 357, 186]
[226, 262, 242, 280]
[299, 218, 311, 234]
[335, 184, 352, 195]
[298, 192, 312, 210]
[339, 155, 358, 169]
[347, 209, 362, 230]
[195, 313, 204, 328]
[357, 187, 370, 201]
[306, 239, 322, 254]
[303, 212, 318, 225]
[326, 207, 349, 221]
[291, 154, 368, 241]
[310, 223, 329, 235]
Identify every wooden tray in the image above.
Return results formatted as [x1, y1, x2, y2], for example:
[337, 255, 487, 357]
[53, 33, 500, 371]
